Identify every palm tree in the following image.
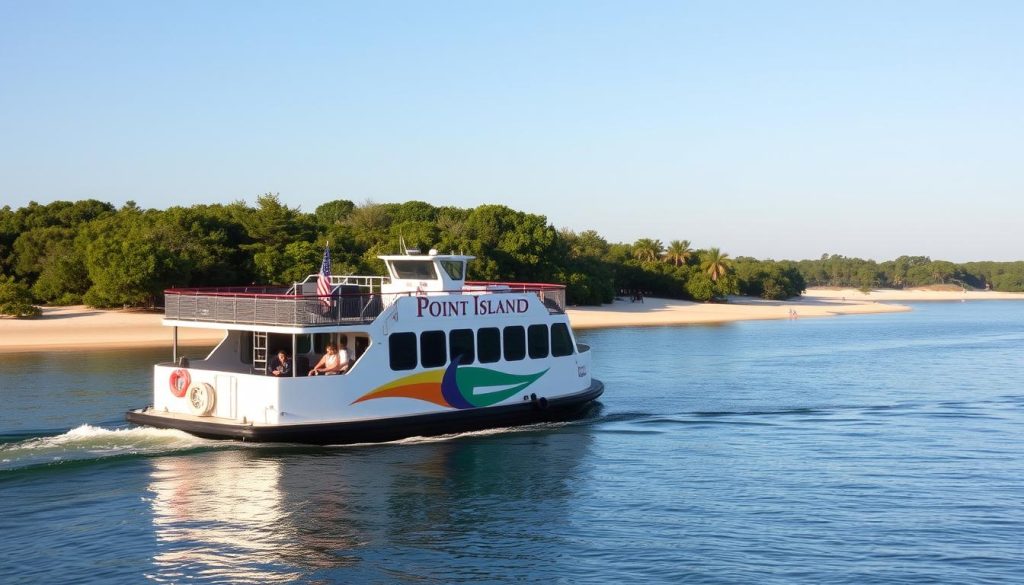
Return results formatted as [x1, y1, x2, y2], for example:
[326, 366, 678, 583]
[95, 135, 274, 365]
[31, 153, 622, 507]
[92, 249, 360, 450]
[701, 247, 731, 282]
[664, 240, 693, 266]
[631, 238, 663, 263]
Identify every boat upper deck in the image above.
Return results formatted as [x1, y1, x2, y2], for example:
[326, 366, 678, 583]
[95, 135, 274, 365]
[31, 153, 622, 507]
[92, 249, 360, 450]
[164, 252, 567, 328]
[164, 281, 567, 327]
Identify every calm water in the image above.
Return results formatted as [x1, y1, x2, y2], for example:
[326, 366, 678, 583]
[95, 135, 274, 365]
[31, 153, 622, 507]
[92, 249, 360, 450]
[1, 302, 1023, 584]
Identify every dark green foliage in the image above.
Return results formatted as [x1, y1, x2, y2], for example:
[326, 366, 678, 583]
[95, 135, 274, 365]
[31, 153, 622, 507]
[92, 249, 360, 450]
[0, 275, 41, 317]
[13, 226, 76, 279]
[79, 210, 190, 307]
[33, 250, 90, 304]
[4, 198, 1023, 308]
[460, 205, 560, 283]
[556, 229, 616, 305]
[794, 254, 1024, 291]
[314, 200, 356, 227]
[961, 261, 1024, 291]
[685, 270, 716, 302]
[735, 259, 806, 300]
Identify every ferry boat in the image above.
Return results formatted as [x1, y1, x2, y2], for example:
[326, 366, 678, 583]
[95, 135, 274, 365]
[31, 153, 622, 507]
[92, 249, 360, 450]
[126, 250, 603, 444]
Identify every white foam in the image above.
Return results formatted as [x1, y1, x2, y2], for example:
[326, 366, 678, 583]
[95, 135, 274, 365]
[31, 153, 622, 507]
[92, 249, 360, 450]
[0, 424, 215, 471]
[333, 421, 566, 447]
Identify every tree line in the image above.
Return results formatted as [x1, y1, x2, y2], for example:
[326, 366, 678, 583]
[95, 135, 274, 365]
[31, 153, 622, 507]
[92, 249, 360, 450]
[793, 254, 1024, 292]
[0, 196, 1021, 316]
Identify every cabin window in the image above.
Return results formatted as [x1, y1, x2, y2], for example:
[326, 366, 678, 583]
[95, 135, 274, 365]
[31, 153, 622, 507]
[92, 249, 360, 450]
[551, 323, 575, 357]
[477, 327, 501, 363]
[354, 336, 369, 361]
[240, 332, 253, 364]
[420, 330, 447, 368]
[389, 332, 417, 371]
[440, 260, 465, 281]
[314, 333, 331, 354]
[391, 260, 437, 280]
[296, 335, 312, 355]
[528, 324, 549, 359]
[503, 326, 525, 361]
[449, 328, 475, 365]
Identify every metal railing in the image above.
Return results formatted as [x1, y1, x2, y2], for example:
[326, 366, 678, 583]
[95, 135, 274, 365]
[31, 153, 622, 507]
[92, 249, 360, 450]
[164, 282, 565, 327]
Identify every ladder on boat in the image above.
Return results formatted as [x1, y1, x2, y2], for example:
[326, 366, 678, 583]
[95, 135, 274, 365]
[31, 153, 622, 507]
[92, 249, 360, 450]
[253, 331, 268, 374]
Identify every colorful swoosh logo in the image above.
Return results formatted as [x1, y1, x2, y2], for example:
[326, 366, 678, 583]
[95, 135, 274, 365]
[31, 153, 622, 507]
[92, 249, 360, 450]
[352, 360, 548, 409]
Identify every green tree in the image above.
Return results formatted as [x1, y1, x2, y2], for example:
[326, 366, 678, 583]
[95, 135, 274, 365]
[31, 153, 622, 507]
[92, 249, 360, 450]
[685, 270, 715, 302]
[460, 205, 559, 282]
[33, 251, 90, 304]
[664, 239, 693, 266]
[0, 275, 41, 317]
[314, 199, 356, 227]
[12, 226, 76, 279]
[701, 247, 732, 282]
[631, 238, 663, 263]
[80, 211, 188, 307]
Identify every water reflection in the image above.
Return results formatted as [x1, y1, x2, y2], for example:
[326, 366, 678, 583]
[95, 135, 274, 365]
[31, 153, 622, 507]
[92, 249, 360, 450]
[146, 426, 594, 582]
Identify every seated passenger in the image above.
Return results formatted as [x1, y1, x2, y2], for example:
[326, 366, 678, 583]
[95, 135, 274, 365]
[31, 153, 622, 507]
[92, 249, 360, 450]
[270, 350, 291, 377]
[337, 335, 354, 369]
[309, 343, 348, 376]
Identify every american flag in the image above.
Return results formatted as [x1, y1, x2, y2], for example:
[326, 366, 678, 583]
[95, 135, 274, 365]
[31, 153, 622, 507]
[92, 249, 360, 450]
[317, 244, 332, 308]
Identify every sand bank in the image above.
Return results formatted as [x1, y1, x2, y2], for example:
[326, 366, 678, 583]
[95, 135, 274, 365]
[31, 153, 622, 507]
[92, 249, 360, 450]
[803, 286, 1024, 302]
[2, 288, 1022, 352]
[566, 294, 910, 330]
[566, 287, 1024, 330]
[0, 306, 223, 354]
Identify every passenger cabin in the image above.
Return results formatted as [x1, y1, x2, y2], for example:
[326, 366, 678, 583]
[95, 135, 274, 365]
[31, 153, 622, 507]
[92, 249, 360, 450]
[161, 250, 568, 380]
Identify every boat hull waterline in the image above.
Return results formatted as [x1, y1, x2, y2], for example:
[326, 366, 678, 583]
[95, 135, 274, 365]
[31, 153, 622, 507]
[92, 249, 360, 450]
[127, 379, 602, 444]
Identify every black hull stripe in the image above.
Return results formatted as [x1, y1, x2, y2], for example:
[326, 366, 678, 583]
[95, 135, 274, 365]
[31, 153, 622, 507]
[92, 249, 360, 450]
[126, 380, 604, 445]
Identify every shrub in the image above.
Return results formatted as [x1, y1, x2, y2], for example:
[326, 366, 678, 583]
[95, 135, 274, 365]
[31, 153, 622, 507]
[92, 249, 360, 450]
[0, 276, 41, 318]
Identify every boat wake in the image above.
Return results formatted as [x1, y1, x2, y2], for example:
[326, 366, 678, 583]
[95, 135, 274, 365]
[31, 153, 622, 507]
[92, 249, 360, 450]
[0, 424, 218, 473]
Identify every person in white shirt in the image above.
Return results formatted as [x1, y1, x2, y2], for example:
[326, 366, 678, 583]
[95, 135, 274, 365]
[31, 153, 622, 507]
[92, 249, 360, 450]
[309, 342, 348, 375]
[337, 335, 353, 371]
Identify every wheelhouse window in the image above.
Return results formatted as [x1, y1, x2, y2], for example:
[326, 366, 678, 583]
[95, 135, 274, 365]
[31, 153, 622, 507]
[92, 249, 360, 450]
[449, 328, 475, 364]
[503, 326, 525, 361]
[420, 330, 447, 368]
[391, 260, 437, 280]
[477, 327, 501, 363]
[528, 324, 549, 359]
[389, 332, 417, 371]
[551, 323, 575, 357]
[440, 260, 465, 280]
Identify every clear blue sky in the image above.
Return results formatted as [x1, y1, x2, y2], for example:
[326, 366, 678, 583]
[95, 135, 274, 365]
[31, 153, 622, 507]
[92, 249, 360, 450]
[2, 1, 1021, 261]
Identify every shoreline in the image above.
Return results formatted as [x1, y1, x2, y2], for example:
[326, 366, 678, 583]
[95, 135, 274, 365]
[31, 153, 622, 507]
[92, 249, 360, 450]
[2, 288, 1023, 353]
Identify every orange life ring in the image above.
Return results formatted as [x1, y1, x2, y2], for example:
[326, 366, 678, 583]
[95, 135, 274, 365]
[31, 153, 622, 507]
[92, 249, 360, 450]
[169, 369, 191, 398]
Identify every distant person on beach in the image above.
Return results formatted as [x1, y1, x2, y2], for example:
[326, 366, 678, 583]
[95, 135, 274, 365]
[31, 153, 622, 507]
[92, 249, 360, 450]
[270, 350, 291, 377]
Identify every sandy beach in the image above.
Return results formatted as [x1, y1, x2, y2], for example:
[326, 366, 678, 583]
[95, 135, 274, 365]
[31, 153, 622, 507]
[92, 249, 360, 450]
[2, 288, 1023, 353]
[0, 306, 225, 354]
